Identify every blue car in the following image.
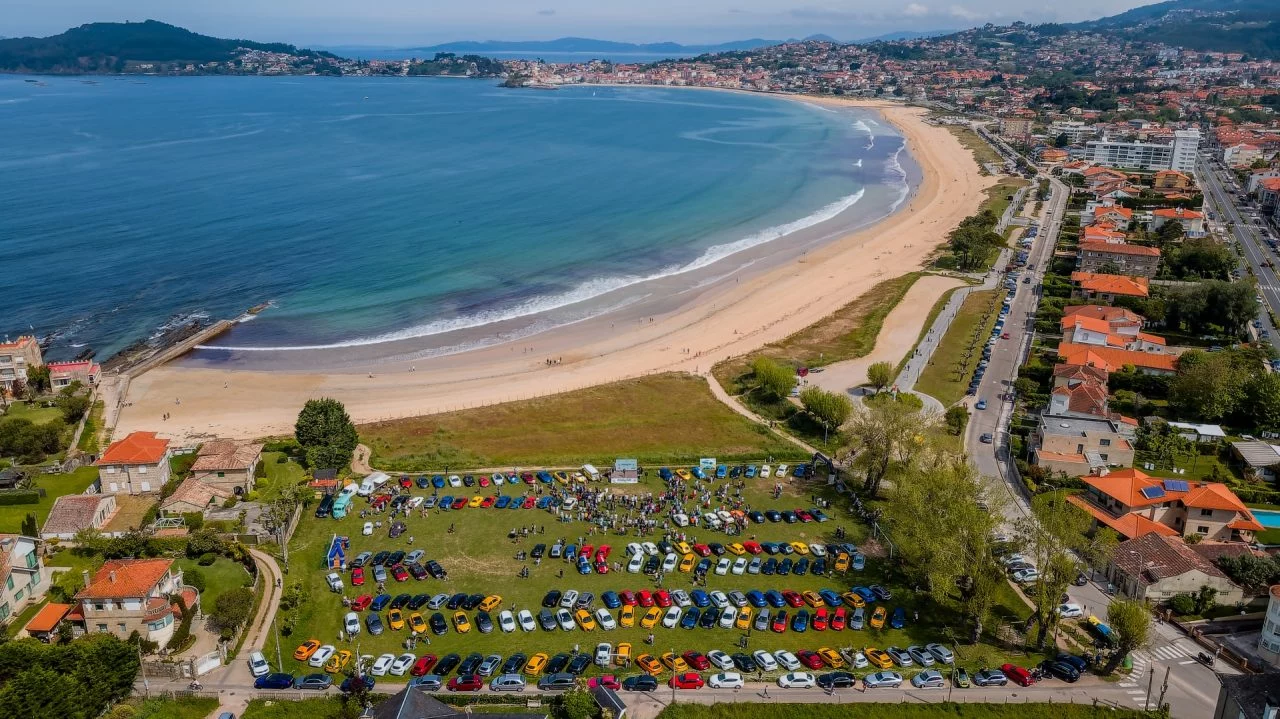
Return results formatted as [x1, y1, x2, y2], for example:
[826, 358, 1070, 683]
[746, 590, 767, 608]
[370, 594, 392, 611]
[792, 609, 810, 632]
[890, 607, 907, 629]
[536, 496, 554, 509]
[853, 553, 866, 571]
[745, 465, 757, 478]
[691, 590, 711, 607]
[691, 466, 705, 480]
[852, 586, 876, 603]
[765, 590, 785, 608]
[819, 589, 843, 606]
[681, 607, 700, 629]
[496, 496, 511, 509]
[577, 556, 592, 575]
[659, 467, 673, 481]
[508, 497, 522, 510]
[537, 472, 553, 484]
[793, 464, 809, 478]
[564, 545, 577, 561]
[695, 558, 711, 574]
[439, 496, 453, 510]
[715, 465, 727, 479]
[602, 591, 621, 609]
[340, 675, 376, 693]
[255, 673, 295, 690]
[432, 475, 445, 488]
[365, 613, 384, 635]
[416, 475, 431, 489]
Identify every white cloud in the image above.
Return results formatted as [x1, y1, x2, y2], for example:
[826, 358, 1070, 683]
[903, 3, 929, 16]
[948, 4, 981, 20]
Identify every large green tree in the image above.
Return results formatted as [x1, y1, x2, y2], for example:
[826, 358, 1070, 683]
[843, 398, 930, 496]
[866, 361, 894, 393]
[749, 357, 796, 400]
[1104, 599, 1152, 674]
[1169, 349, 1251, 421]
[211, 586, 254, 639]
[799, 386, 853, 442]
[294, 398, 359, 470]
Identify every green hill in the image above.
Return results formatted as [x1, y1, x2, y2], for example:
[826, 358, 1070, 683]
[0, 20, 339, 73]
[1074, 0, 1280, 58]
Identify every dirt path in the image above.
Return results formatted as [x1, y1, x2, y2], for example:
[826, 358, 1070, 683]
[351, 444, 373, 475]
[700, 374, 818, 456]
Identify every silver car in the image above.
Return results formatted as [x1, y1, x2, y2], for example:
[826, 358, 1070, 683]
[490, 673, 525, 691]
[907, 646, 935, 667]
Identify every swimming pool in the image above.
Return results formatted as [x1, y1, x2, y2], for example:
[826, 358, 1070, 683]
[1254, 509, 1280, 529]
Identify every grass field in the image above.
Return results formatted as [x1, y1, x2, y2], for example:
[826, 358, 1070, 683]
[0, 466, 99, 533]
[3, 400, 63, 426]
[243, 697, 349, 719]
[119, 696, 219, 719]
[980, 178, 1030, 224]
[76, 400, 105, 454]
[915, 290, 1003, 407]
[176, 556, 253, 612]
[657, 702, 1153, 719]
[273, 471, 1039, 684]
[945, 126, 1003, 172]
[362, 373, 804, 471]
[259, 451, 309, 494]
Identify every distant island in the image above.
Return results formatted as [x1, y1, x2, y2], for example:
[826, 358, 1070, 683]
[399, 35, 834, 57]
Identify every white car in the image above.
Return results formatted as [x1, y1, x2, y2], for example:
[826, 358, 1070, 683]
[731, 558, 748, 575]
[407, 496, 424, 510]
[709, 590, 729, 608]
[498, 610, 516, 633]
[672, 513, 690, 527]
[846, 650, 868, 669]
[1012, 568, 1040, 583]
[362, 521, 374, 536]
[709, 672, 744, 689]
[776, 464, 788, 477]
[671, 590, 691, 608]
[662, 553, 678, 572]
[627, 554, 644, 573]
[774, 650, 801, 671]
[718, 510, 733, 524]
[248, 650, 270, 677]
[517, 609, 537, 632]
[1002, 553, 1027, 566]
[560, 590, 579, 608]
[752, 650, 778, 672]
[661, 606, 681, 629]
[702, 512, 722, 529]
[556, 608, 576, 631]
[325, 572, 344, 592]
[448, 475, 462, 487]
[596, 608, 616, 630]
[718, 607, 737, 629]
[760, 465, 771, 478]
[810, 544, 827, 558]
[777, 671, 816, 688]
[344, 611, 361, 637]
[626, 543, 644, 556]
[707, 650, 735, 671]
[561, 497, 578, 510]
[642, 542, 659, 556]
[715, 558, 731, 575]
[370, 653, 396, 676]
[1057, 602, 1084, 619]
[595, 642, 612, 667]
[390, 652, 416, 676]
[309, 644, 335, 668]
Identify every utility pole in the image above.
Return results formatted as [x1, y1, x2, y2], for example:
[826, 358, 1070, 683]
[1157, 665, 1170, 711]
[138, 643, 150, 698]
[1145, 666, 1155, 711]
[274, 616, 284, 671]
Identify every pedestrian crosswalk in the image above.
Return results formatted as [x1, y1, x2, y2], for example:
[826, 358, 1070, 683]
[1258, 285, 1280, 294]
[1136, 644, 1189, 663]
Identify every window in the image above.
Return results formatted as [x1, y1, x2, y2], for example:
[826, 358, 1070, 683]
[1196, 525, 1209, 534]
[95, 602, 105, 611]
[1100, 438, 1111, 447]
[105, 466, 116, 474]
[217, 471, 225, 477]
[1199, 509, 1213, 517]
[13, 589, 22, 602]
[96, 624, 108, 633]
[138, 466, 147, 474]
[0, 603, 8, 620]
[4, 576, 11, 591]
[118, 623, 127, 634]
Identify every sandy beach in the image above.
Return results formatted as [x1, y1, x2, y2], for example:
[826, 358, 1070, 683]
[114, 98, 994, 444]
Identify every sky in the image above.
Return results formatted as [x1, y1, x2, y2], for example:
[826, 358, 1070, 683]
[6, 0, 1162, 46]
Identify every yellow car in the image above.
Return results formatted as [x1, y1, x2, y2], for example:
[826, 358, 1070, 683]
[615, 643, 632, 667]
[388, 609, 406, 631]
[674, 541, 692, 555]
[525, 653, 549, 676]
[325, 649, 353, 673]
[619, 605, 636, 627]
[453, 611, 471, 633]
[660, 652, 689, 672]
[409, 613, 427, 633]
[865, 648, 893, 669]
[841, 591, 866, 609]
[553, 471, 569, 484]
[468, 495, 484, 508]
[818, 647, 844, 668]
[790, 541, 810, 555]
[675, 469, 692, 481]
[834, 552, 850, 572]
[870, 606, 887, 629]
[575, 608, 597, 631]
[636, 654, 663, 674]
[479, 595, 503, 612]
[294, 639, 321, 661]
[802, 591, 824, 608]
[727, 543, 746, 556]
[678, 553, 696, 572]
[641, 606, 662, 629]
[736, 607, 753, 630]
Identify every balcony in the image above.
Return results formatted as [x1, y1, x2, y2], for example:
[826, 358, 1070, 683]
[143, 597, 171, 621]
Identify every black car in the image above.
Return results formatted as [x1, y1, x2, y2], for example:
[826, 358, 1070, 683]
[1040, 660, 1081, 683]
[729, 466, 742, 478]
[372, 551, 390, 566]
[425, 560, 447, 579]
[407, 563, 428, 580]
[1056, 653, 1088, 673]
[762, 558, 778, 575]
[255, 672, 295, 690]
[817, 672, 855, 689]
[546, 653, 571, 674]
[543, 590, 562, 608]
[695, 559, 711, 575]
[435, 653, 461, 676]
[463, 474, 475, 487]
[295, 673, 333, 690]
[314, 495, 334, 518]
[794, 558, 809, 575]
[782, 510, 798, 524]
[657, 540, 674, 555]
[475, 611, 494, 634]
[416, 475, 431, 488]
[390, 593, 412, 609]
[764, 510, 782, 522]
[502, 653, 527, 675]
[777, 558, 793, 576]
[731, 653, 758, 673]
[811, 558, 826, 575]
[748, 511, 765, 523]
[463, 594, 484, 610]
[709, 543, 725, 556]
[538, 609, 557, 631]
[871, 585, 893, 601]
[407, 593, 429, 610]
[566, 653, 592, 675]
[699, 607, 720, 629]
[391, 496, 409, 509]
[531, 544, 546, 559]
[429, 612, 448, 635]
[622, 674, 659, 692]
[644, 556, 660, 574]
[387, 550, 406, 565]
[339, 675, 375, 693]
[458, 653, 483, 676]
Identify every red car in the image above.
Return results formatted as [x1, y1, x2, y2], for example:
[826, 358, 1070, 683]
[654, 590, 672, 608]
[521, 473, 535, 484]
[371, 495, 391, 510]
[479, 476, 491, 488]
[580, 545, 595, 560]
[451, 497, 467, 510]
[351, 595, 373, 611]
[481, 496, 496, 508]
[1001, 663, 1034, 687]
[595, 560, 610, 575]
[743, 541, 763, 555]
[391, 564, 410, 582]
[448, 675, 484, 692]
[831, 607, 847, 631]
[589, 675, 621, 690]
[682, 651, 710, 670]
[411, 654, 438, 676]
[668, 672, 704, 690]
[399, 475, 412, 488]
[596, 546, 611, 561]
[796, 509, 814, 523]
[813, 608, 829, 631]
[619, 591, 638, 606]
[522, 496, 536, 509]
[783, 591, 804, 608]
[351, 567, 365, 586]
[797, 651, 824, 670]
[692, 544, 711, 557]
[771, 611, 788, 633]
[637, 590, 655, 607]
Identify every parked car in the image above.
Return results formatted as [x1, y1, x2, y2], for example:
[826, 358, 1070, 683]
[863, 671, 904, 688]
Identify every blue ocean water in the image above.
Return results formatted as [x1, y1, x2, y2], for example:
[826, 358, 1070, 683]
[0, 76, 907, 361]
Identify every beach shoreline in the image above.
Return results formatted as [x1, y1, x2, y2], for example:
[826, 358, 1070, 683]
[114, 96, 996, 443]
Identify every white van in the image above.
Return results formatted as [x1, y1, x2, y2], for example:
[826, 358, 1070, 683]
[357, 471, 390, 496]
[581, 464, 600, 481]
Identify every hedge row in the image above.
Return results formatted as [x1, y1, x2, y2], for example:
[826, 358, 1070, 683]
[0, 490, 41, 506]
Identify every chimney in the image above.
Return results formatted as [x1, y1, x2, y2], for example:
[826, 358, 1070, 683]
[82, 570, 90, 589]
[109, 571, 116, 583]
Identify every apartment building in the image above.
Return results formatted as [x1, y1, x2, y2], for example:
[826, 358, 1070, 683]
[1077, 241, 1162, 278]
[1032, 415, 1135, 476]
[1083, 129, 1200, 172]
[0, 336, 42, 392]
[0, 534, 50, 625]
[1049, 120, 1097, 144]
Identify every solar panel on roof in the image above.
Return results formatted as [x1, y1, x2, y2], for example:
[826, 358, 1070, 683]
[1163, 479, 1189, 493]
[1139, 486, 1166, 500]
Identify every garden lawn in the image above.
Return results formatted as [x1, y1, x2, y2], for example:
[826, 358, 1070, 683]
[915, 290, 1003, 407]
[0, 465, 99, 533]
[3, 400, 63, 426]
[1131, 451, 1242, 483]
[980, 177, 1030, 224]
[123, 696, 220, 719]
[76, 400, 105, 454]
[362, 373, 804, 471]
[257, 451, 309, 495]
[276, 472, 1042, 683]
[176, 556, 253, 612]
[243, 697, 351, 719]
[657, 702, 1152, 719]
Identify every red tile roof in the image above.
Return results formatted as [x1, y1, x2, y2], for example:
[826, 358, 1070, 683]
[1067, 495, 1179, 539]
[1079, 468, 1260, 526]
[76, 558, 173, 600]
[24, 603, 71, 634]
[1152, 208, 1204, 220]
[1053, 362, 1110, 384]
[1070, 272, 1150, 298]
[97, 432, 170, 465]
[1080, 240, 1161, 257]
[1058, 342, 1177, 372]
[1112, 533, 1230, 584]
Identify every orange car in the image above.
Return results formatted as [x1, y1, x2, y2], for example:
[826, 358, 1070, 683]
[294, 639, 321, 661]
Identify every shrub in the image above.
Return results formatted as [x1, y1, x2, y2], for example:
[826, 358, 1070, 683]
[185, 568, 206, 593]
[1168, 593, 1196, 616]
[197, 552, 217, 566]
[0, 490, 41, 506]
[222, 496, 238, 509]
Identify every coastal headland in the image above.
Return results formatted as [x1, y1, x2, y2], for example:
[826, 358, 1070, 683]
[114, 97, 995, 443]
